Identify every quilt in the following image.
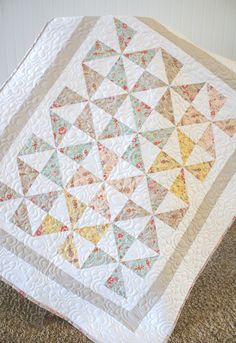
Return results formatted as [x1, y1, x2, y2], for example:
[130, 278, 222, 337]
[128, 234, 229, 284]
[0, 16, 236, 343]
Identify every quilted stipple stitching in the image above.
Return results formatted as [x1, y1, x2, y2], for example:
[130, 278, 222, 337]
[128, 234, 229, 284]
[1, 17, 236, 301]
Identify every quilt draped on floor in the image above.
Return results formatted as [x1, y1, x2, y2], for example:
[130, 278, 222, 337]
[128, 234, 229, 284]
[0, 16, 235, 343]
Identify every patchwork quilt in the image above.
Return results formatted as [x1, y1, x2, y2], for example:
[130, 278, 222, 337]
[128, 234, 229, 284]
[0, 16, 236, 343]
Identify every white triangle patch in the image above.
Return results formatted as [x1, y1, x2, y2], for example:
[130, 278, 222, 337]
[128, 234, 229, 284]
[170, 88, 189, 124]
[49, 192, 71, 227]
[122, 56, 144, 90]
[156, 191, 187, 213]
[105, 184, 128, 221]
[100, 134, 135, 157]
[92, 78, 127, 100]
[27, 173, 61, 195]
[186, 144, 213, 165]
[138, 134, 160, 171]
[148, 169, 180, 189]
[25, 199, 46, 233]
[98, 225, 119, 260]
[69, 63, 89, 99]
[84, 55, 119, 77]
[19, 150, 54, 173]
[133, 87, 167, 108]
[57, 151, 80, 187]
[73, 233, 95, 266]
[141, 110, 174, 131]
[115, 96, 137, 131]
[130, 178, 152, 213]
[77, 207, 109, 227]
[58, 126, 93, 148]
[192, 83, 211, 120]
[180, 123, 209, 142]
[52, 102, 88, 124]
[146, 49, 168, 84]
[89, 102, 112, 137]
[153, 217, 174, 250]
[115, 216, 151, 238]
[172, 64, 206, 86]
[162, 129, 182, 164]
[68, 183, 102, 205]
[80, 144, 104, 180]
[124, 239, 157, 261]
[108, 158, 143, 180]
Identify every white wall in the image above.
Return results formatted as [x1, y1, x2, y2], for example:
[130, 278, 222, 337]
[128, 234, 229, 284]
[0, 0, 236, 87]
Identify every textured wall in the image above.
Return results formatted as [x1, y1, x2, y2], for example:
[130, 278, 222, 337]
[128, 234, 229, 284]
[0, 0, 236, 87]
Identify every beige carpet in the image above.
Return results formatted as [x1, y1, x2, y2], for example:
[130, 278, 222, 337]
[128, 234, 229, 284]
[0, 221, 235, 343]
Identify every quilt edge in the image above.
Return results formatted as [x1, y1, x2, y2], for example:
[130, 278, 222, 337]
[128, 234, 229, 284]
[137, 16, 236, 91]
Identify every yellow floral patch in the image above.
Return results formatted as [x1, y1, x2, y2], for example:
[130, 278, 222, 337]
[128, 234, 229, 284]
[35, 214, 68, 236]
[177, 128, 195, 164]
[186, 161, 214, 181]
[58, 234, 80, 268]
[64, 191, 87, 227]
[78, 224, 109, 245]
[170, 169, 189, 203]
[149, 151, 180, 173]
